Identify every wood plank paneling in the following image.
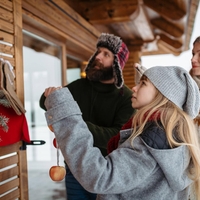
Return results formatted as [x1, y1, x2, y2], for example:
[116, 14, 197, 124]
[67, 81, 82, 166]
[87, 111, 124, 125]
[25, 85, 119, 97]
[0, 178, 20, 194]
[0, 30, 14, 44]
[0, 166, 19, 182]
[0, 7, 13, 23]
[0, 142, 21, 156]
[0, 0, 13, 12]
[0, 43, 14, 55]
[0, 188, 20, 200]
[0, 18, 14, 34]
[0, 141, 28, 199]
[22, 0, 99, 51]
[0, 154, 18, 169]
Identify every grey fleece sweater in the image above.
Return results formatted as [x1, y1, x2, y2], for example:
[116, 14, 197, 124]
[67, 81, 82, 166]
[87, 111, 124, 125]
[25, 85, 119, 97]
[45, 88, 192, 200]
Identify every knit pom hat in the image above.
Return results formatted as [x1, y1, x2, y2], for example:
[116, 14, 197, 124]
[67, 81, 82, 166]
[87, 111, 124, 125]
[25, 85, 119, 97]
[134, 63, 147, 84]
[144, 66, 200, 119]
[85, 33, 129, 88]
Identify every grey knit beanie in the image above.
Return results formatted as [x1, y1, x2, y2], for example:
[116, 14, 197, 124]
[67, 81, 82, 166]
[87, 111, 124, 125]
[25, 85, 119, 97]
[85, 33, 129, 88]
[144, 66, 200, 118]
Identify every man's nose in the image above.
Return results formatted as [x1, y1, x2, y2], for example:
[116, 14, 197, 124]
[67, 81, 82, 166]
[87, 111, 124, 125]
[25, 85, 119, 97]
[96, 52, 103, 60]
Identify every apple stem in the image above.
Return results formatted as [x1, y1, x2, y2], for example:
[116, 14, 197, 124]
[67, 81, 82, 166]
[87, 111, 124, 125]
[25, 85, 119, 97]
[57, 144, 60, 166]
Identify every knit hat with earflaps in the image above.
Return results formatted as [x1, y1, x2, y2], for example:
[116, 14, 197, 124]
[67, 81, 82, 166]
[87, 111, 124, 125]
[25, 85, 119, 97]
[144, 66, 200, 119]
[85, 33, 129, 89]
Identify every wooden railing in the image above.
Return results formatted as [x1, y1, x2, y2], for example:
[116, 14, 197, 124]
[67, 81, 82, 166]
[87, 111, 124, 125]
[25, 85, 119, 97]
[0, 142, 29, 200]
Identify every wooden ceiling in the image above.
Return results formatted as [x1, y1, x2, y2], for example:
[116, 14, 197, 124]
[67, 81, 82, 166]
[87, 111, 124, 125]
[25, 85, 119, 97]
[22, 0, 199, 68]
[63, 0, 198, 56]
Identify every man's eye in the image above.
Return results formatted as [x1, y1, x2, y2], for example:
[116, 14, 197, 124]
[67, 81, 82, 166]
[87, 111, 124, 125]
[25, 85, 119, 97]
[105, 52, 109, 57]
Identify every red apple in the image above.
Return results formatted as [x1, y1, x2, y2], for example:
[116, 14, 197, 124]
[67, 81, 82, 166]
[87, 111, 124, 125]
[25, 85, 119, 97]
[49, 166, 66, 181]
[53, 138, 58, 148]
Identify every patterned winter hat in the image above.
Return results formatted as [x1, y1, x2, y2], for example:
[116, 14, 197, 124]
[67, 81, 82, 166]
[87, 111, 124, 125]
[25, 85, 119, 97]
[85, 33, 129, 88]
[144, 66, 200, 118]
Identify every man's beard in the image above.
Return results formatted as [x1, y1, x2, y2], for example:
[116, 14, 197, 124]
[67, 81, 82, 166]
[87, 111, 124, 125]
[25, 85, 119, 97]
[86, 60, 113, 82]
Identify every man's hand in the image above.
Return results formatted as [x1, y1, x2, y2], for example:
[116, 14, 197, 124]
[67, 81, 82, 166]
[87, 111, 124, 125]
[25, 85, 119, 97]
[44, 86, 62, 97]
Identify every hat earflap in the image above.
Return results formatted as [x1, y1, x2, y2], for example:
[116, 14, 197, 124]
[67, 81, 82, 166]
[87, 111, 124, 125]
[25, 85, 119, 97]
[113, 55, 124, 89]
[85, 51, 98, 72]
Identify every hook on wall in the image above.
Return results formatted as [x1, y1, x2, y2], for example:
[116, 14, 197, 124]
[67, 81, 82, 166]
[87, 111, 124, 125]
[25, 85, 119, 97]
[0, 37, 4, 41]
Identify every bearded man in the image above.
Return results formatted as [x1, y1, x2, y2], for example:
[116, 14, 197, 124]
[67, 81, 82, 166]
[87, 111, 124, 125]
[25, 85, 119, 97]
[39, 33, 135, 200]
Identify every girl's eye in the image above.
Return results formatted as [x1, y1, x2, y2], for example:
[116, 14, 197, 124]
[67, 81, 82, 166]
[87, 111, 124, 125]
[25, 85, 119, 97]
[138, 80, 144, 86]
[141, 81, 146, 86]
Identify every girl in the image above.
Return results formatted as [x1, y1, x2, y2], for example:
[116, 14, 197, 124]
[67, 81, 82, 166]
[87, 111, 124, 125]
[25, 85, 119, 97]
[189, 36, 200, 200]
[191, 36, 200, 85]
[44, 65, 200, 200]
[190, 36, 200, 127]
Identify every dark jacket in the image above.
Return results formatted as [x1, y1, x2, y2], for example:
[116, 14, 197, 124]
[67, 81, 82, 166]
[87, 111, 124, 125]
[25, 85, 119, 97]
[40, 78, 135, 156]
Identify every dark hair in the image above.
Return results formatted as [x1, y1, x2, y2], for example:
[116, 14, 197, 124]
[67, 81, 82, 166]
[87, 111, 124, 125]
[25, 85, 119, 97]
[193, 36, 200, 45]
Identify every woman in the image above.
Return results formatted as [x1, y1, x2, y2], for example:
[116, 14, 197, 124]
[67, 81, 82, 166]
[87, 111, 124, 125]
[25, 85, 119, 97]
[190, 36, 200, 126]
[44, 65, 200, 200]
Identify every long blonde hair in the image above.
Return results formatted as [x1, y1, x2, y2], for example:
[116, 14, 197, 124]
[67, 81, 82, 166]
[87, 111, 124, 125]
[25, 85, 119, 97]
[130, 90, 200, 198]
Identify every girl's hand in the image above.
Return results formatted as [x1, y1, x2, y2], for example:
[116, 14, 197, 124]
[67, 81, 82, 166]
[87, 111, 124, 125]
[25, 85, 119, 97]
[44, 86, 62, 97]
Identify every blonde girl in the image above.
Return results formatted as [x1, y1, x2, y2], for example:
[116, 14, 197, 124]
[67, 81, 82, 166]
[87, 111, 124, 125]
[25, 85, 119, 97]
[44, 65, 200, 200]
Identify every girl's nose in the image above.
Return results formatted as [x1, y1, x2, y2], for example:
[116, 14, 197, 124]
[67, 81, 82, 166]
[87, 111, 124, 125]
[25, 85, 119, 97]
[132, 86, 137, 93]
[191, 55, 197, 64]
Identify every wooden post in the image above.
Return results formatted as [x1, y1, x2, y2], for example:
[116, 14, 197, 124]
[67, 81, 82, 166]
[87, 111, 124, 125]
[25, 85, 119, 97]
[19, 143, 29, 200]
[0, 142, 27, 200]
[123, 48, 142, 89]
[13, 0, 24, 104]
[61, 44, 67, 86]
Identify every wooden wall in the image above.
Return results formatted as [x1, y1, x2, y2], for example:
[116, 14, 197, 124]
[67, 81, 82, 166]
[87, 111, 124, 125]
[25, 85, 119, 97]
[0, 0, 28, 199]
[0, 0, 24, 102]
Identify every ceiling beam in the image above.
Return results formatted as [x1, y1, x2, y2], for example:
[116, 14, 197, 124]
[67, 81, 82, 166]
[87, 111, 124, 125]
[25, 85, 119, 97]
[159, 34, 183, 50]
[64, 0, 138, 24]
[151, 17, 184, 38]
[143, 0, 186, 20]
